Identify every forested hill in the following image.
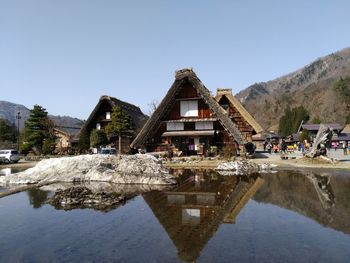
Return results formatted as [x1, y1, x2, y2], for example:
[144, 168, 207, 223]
[0, 101, 83, 130]
[236, 47, 350, 131]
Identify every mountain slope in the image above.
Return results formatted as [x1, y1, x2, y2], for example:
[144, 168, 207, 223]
[236, 47, 350, 130]
[0, 101, 83, 131]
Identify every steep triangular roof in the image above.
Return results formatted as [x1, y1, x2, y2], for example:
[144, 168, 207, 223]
[341, 124, 350, 134]
[81, 95, 147, 134]
[143, 173, 263, 262]
[215, 89, 263, 133]
[131, 69, 246, 149]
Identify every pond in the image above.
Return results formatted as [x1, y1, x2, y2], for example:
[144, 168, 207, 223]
[0, 169, 350, 262]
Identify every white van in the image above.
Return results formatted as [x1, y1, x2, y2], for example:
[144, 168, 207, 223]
[0, 149, 21, 164]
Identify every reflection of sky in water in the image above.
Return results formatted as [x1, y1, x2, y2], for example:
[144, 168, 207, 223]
[0, 168, 12, 176]
[0, 167, 27, 176]
[0, 170, 349, 262]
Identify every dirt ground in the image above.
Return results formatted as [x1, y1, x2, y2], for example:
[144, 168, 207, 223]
[2, 151, 350, 172]
[252, 150, 350, 171]
[165, 150, 350, 171]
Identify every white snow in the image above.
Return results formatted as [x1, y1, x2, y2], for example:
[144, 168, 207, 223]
[0, 154, 175, 185]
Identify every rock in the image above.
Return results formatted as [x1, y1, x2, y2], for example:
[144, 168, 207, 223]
[0, 154, 176, 186]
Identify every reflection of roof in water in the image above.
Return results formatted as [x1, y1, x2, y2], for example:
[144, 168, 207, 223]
[143, 171, 263, 262]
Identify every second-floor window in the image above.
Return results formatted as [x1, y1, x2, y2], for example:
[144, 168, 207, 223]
[180, 100, 198, 117]
[166, 122, 184, 131]
[106, 112, 111, 120]
[96, 123, 101, 130]
[195, 121, 213, 130]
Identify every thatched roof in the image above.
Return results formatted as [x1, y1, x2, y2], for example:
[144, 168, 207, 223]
[299, 123, 343, 132]
[131, 69, 246, 149]
[341, 124, 350, 134]
[215, 88, 263, 133]
[81, 95, 147, 134]
[143, 173, 263, 262]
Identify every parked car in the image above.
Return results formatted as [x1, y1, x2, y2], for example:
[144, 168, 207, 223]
[100, 148, 117, 155]
[0, 149, 21, 164]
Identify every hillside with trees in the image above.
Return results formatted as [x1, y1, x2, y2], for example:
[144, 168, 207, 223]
[236, 47, 350, 131]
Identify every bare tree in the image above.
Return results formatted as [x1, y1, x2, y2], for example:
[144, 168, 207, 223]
[147, 100, 159, 116]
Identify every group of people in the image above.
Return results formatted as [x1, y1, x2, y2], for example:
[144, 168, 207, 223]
[263, 138, 350, 156]
[331, 141, 350, 155]
[264, 139, 288, 154]
[263, 139, 311, 154]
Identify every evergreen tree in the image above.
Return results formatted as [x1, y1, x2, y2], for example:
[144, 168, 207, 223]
[0, 118, 16, 142]
[311, 116, 321, 124]
[22, 105, 55, 154]
[333, 77, 350, 104]
[105, 105, 134, 153]
[299, 129, 310, 143]
[90, 129, 108, 149]
[278, 106, 309, 137]
[78, 128, 90, 152]
[346, 113, 350, 124]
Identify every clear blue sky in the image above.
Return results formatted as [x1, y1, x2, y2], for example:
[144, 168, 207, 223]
[1, 0, 350, 120]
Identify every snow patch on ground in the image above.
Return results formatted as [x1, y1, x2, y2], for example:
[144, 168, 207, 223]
[216, 160, 276, 175]
[0, 154, 175, 185]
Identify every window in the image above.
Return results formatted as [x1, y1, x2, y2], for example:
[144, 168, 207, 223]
[166, 122, 184, 131]
[195, 121, 213, 130]
[180, 100, 198, 117]
[96, 123, 101, 130]
[106, 112, 111, 120]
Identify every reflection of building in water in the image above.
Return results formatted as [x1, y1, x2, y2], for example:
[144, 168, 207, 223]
[143, 170, 263, 262]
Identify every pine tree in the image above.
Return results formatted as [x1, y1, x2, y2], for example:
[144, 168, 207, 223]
[299, 129, 310, 143]
[346, 113, 350, 124]
[333, 77, 350, 103]
[278, 106, 309, 137]
[105, 105, 134, 153]
[78, 128, 90, 152]
[311, 116, 321, 124]
[0, 118, 16, 142]
[90, 129, 108, 149]
[22, 105, 55, 154]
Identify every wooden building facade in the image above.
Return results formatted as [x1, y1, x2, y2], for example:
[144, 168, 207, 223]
[215, 88, 263, 142]
[131, 68, 259, 156]
[81, 95, 147, 153]
[143, 170, 263, 262]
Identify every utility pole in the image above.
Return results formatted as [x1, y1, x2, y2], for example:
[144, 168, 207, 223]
[16, 111, 21, 151]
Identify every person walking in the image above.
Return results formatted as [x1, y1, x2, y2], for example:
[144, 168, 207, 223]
[343, 141, 348, 155]
[281, 140, 287, 154]
[266, 142, 272, 154]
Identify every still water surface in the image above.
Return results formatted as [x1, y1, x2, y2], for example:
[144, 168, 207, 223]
[0, 169, 350, 262]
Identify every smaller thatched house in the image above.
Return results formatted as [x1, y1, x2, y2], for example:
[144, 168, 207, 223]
[81, 95, 147, 153]
[215, 88, 263, 142]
